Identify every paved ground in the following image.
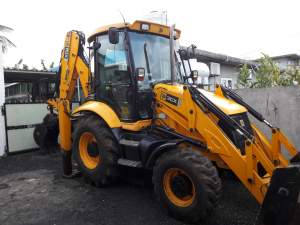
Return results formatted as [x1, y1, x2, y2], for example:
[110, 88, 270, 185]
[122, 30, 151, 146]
[0, 151, 259, 225]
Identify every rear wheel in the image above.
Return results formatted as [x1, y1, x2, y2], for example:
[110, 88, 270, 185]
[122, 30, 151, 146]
[73, 115, 119, 186]
[153, 148, 222, 223]
[34, 113, 58, 149]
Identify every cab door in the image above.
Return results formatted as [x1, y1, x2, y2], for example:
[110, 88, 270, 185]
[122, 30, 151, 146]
[94, 32, 135, 121]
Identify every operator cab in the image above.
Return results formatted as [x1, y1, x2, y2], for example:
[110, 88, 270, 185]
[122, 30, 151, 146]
[88, 21, 183, 122]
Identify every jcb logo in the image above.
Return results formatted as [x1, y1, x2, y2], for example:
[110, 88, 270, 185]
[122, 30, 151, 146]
[161, 93, 167, 101]
[64, 32, 71, 61]
[161, 92, 180, 106]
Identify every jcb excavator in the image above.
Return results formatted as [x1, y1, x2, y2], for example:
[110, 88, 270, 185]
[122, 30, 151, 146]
[34, 20, 300, 224]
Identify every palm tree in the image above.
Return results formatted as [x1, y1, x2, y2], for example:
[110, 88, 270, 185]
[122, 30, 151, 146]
[0, 25, 15, 53]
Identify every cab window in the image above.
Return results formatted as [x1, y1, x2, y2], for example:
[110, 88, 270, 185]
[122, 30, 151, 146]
[95, 32, 134, 121]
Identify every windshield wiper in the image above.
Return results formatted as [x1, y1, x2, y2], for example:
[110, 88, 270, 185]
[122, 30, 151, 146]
[143, 42, 151, 80]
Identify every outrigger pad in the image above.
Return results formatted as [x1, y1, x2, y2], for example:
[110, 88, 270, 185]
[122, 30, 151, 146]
[255, 165, 300, 225]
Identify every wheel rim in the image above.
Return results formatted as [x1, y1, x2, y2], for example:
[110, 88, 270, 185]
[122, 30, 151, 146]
[163, 168, 196, 207]
[79, 132, 101, 169]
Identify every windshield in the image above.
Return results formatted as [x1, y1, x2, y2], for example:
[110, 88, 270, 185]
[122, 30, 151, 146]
[129, 32, 182, 89]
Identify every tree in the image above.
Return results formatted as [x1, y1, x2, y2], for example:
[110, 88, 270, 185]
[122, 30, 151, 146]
[0, 25, 15, 53]
[41, 59, 55, 71]
[252, 53, 279, 88]
[237, 64, 251, 88]
[22, 64, 29, 70]
[239, 53, 300, 88]
[41, 59, 47, 70]
[14, 58, 23, 69]
[284, 67, 300, 85]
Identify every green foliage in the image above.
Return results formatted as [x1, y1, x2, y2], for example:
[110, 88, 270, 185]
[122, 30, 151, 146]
[252, 53, 279, 88]
[41, 59, 47, 70]
[14, 59, 23, 69]
[41, 59, 55, 71]
[12, 58, 55, 71]
[285, 67, 300, 85]
[237, 64, 251, 88]
[238, 53, 300, 89]
[22, 64, 28, 70]
[0, 25, 15, 53]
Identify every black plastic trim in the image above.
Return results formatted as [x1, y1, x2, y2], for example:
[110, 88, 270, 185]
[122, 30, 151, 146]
[145, 141, 180, 168]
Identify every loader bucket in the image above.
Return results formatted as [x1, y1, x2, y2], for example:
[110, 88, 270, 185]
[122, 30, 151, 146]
[255, 165, 300, 225]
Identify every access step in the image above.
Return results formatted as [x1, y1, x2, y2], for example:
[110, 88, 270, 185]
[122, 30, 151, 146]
[119, 139, 140, 147]
[117, 158, 142, 168]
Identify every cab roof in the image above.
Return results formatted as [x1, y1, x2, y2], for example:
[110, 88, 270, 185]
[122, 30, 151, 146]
[87, 20, 181, 43]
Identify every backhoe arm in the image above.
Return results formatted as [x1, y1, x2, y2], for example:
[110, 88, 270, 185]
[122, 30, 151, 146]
[48, 31, 91, 174]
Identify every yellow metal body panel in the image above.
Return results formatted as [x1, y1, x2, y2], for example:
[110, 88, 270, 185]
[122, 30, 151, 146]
[154, 83, 247, 116]
[48, 31, 91, 151]
[88, 20, 181, 43]
[199, 89, 247, 115]
[72, 101, 121, 128]
[121, 120, 152, 131]
[58, 100, 72, 151]
[153, 83, 299, 204]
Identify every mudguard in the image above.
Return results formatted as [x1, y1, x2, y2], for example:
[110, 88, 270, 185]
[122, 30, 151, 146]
[255, 165, 300, 225]
[72, 101, 121, 128]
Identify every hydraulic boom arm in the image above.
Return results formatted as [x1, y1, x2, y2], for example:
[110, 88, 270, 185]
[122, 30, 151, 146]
[48, 31, 91, 175]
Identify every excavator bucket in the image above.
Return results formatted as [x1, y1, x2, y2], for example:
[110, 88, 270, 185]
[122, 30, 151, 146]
[255, 164, 300, 225]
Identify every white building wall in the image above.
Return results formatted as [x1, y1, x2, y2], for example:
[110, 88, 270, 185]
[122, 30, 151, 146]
[210, 64, 240, 89]
[0, 46, 6, 157]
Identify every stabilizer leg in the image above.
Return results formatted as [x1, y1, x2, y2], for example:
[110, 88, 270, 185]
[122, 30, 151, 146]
[62, 151, 73, 177]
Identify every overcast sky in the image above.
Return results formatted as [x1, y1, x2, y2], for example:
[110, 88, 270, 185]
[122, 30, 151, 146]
[1, 0, 300, 69]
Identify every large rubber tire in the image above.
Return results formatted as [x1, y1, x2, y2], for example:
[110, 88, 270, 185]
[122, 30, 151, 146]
[33, 113, 58, 148]
[153, 148, 222, 223]
[73, 115, 119, 186]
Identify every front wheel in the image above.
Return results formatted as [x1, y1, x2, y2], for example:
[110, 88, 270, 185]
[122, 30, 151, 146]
[73, 115, 119, 186]
[152, 148, 222, 223]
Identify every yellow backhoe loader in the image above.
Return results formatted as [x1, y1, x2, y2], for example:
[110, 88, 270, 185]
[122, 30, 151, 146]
[34, 21, 300, 224]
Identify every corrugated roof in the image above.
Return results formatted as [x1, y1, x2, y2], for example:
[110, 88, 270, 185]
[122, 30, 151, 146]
[4, 69, 57, 83]
[270, 54, 300, 60]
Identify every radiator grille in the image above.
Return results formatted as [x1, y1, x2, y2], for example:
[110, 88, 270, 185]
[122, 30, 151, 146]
[218, 113, 253, 154]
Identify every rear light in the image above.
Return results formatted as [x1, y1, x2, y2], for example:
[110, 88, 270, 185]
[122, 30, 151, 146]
[136, 68, 145, 81]
[138, 74, 145, 81]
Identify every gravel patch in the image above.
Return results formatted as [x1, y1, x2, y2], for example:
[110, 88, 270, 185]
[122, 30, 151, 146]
[0, 151, 259, 225]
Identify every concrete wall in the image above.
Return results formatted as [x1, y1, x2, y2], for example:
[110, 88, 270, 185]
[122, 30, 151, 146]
[236, 86, 300, 150]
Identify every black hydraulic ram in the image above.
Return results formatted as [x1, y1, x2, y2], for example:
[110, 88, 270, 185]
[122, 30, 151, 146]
[220, 85, 274, 128]
[188, 86, 254, 141]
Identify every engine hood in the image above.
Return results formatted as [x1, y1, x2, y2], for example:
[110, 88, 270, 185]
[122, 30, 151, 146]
[197, 88, 247, 115]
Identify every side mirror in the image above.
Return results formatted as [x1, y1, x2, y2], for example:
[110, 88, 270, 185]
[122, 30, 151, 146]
[88, 42, 101, 54]
[92, 42, 101, 51]
[108, 27, 119, 44]
[136, 67, 145, 81]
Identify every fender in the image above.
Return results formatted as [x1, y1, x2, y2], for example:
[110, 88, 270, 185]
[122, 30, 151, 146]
[145, 140, 183, 168]
[72, 101, 121, 128]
